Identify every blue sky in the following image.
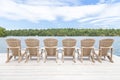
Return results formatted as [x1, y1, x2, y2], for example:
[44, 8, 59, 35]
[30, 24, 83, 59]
[0, 0, 120, 30]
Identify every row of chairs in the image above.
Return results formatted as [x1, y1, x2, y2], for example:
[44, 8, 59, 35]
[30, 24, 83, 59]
[6, 38, 114, 63]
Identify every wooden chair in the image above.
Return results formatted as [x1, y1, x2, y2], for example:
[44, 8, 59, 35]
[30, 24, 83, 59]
[78, 39, 95, 63]
[6, 38, 25, 63]
[62, 38, 76, 63]
[25, 38, 41, 63]
[94, 39, 114, 63]
[43, 38, 58, 63]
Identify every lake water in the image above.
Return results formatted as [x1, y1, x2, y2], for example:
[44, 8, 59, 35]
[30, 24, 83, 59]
[0, 36, 120, 56]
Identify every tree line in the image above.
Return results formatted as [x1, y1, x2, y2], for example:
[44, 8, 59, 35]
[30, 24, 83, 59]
[0, 27, 120, 37]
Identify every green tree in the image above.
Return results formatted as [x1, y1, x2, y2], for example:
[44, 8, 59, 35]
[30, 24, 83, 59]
[5, 28, 120, 36]
[0, 27, 6, 37]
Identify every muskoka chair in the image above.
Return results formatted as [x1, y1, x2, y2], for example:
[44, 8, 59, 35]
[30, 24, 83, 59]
[6, 38, 25, 63]
[94, 39, 114, 63]
[43, 38, 58, 63]
[25, 38, 41, 63]
[78, 39, 95, 63]
[62, 38, 76, 63]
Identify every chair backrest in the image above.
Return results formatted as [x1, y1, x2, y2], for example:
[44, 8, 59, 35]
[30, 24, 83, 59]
[99, 39, 114, 56]
[81, 39, 95, 56]
[44, 38, 58, 56]
[6, 38, 21, 47]
[62, 38, 76, 56]
[25, 38, 39, 47]
[25, 38, 39, 56]
[6, 38, 21, 56]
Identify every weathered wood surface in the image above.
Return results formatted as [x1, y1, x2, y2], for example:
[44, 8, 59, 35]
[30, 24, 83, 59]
[0, 54, 120, 80]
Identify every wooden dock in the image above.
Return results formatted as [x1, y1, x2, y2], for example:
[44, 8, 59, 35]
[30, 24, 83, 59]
[0, 54, 120, 80]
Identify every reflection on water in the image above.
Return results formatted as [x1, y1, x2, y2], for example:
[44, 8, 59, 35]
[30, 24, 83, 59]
[0, 36, 120, 56]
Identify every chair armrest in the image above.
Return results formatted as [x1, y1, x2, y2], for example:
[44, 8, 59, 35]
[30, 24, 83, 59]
[7, 47, 20, 49]
[82, 47, 94, 49]
[100, 47, 113, 49]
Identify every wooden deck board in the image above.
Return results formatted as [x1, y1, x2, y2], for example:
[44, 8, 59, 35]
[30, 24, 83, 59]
[0, 54, 120, 80]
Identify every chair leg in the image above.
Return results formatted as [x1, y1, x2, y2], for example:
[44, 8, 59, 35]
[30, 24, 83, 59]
[14, 56, 16, 59]
[25, 55, 29, 63]
[30, 56, 32, 60]
[22, 53, 26, 59]
[73, 56, 76, 63]
[37, 53, 41, 62]
[80, 58, 83, 63]
[6, 55, 13, 63]
[44, 55, 47, 63]
[79, 55, 83, 63]
[107, 55, 113, 63]
[94, 53, 101, 63]
[98, 56, 102, 63]
[56, 54, 58, 63]
[91, 56, 95, 63]
[37, 58, 40, 63]
[37, 54, 40, 63]
[62, 55, 64, 63]
[56, 60, 57, 63]
[44, 60, 46, 63]
[56, 57, 58, 63]
[104, 56, 106, 60]
[18, 56, 22, 63]
[6, 58, 9, 63]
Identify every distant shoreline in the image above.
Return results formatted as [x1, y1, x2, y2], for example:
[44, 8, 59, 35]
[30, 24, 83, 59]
[0, 27, 120, 37]
[4, 28, 120, 36]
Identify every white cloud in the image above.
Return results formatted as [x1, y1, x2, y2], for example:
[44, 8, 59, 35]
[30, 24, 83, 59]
[78, 2, 120, 28]
[23, 0, 68, 6]
[90, 17, 120, 23]
[99, 0, 106, 3]
[100, 3, 120, 17]
[98, 0, 118, 4]
[0, 0, 120, 29]
[0, 0, 106, 21]
[14, 0, 80, 6]
[55, 4, 105, 21]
